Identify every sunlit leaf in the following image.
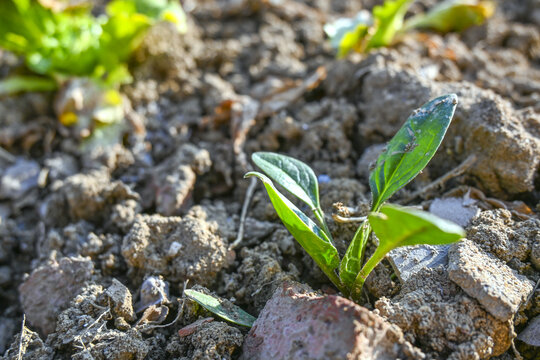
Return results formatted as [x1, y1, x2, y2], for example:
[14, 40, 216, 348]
[404, 0, 495, 33]
[245, 171, 340, 273]
[184, 289, 256, 327]
[369, 94, 458, 210]
[252, 152, 320, 212]
[365, 0, 413, 51]
[0, 75, 57, 95]
[350, 204, 464, 299]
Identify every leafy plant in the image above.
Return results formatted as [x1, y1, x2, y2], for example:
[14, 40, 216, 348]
[246, 94, 465, 301]
[324, 0, 494, 58]
[0, 0, 186, 93]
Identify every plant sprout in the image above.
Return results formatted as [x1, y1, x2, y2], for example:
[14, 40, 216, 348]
[246, 94, 465, 301]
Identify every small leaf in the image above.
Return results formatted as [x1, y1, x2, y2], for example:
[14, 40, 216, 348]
[252, 152, 320, 212]
[369, 204, 465, 251]
[369, 94, 458, 210]
[340, 220, 371, 288]
[324, 11, 372, 58]
[365, 0, 413, 51]
[350, 204, 464, 300]
[245, 171, 340, 272]
[404, 0, 495, 33]
[184, 289, 256, 327]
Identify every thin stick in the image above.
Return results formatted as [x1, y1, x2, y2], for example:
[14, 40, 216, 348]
[17, 315, 26, 360]
[332, 214, 367, 223]
[404, 154, 477, 203]
[229, 177, 257, 250]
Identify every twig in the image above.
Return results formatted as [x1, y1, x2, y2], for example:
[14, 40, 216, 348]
[229, 177, 257, 250]
[332, 214, 367, 223]
[404, 154, 476, 203]
[0, 146, 16, 163]
[17, 315, 26, 360]
[72, 308, 110, 351]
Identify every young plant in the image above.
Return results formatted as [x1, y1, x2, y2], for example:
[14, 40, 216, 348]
[324, 0, 494, 58]
[245, 94, 465, 301]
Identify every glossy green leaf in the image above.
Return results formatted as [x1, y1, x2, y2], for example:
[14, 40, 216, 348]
[350, 204, 464, 299]
[369, 94, 458, 210]
[365, 0, 413, 51]
[245, 172, 341, 278]
[404, 0, 495, 33]
[339, 220, 371, 288]
[252, 152, 320, 212]
[184, 289, 256, 327]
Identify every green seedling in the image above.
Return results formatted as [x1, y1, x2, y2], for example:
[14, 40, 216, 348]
[324, 0, 494, 58]
[184, 289, 256, 327]
[0, 0, 186, 94]
[246, 94, 465, 301]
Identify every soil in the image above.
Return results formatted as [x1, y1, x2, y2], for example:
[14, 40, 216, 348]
[1, 0, 539, 359]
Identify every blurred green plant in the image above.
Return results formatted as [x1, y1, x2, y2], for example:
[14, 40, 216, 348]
[0, 0, 186, 148]
[324, 0, 494, 58]
[246, 94, 465, 301]
[0, 0, 186, 92]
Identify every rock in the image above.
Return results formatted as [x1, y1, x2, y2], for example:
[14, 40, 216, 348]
[376, 267, 513, 358]
[153, 144, 211, 216]
[101, 279, 136, 322]
[242, 281, 423, 360]
[177, 317, 214, 337]
[388, 244, 451, 283]
[122, 212, 229, 286]
[466, 209, 539, 265]
[429, 197, 480, 228]
[388, 196, 479, 283]
[166, 321, 243, 360]
[137, 276, 170, 312]
[532, 239, 540, 270]
[448, 239, 534, 321]
[0, 317, 17, 354]
[19, 257, 95, 335]
[517, 315, 540, 347]
[0, 158, 40, 200]
[42, 169, 140, 229]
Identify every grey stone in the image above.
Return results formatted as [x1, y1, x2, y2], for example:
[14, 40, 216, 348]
[0, 159, 40, 200]
[429, 197, 480, 228]
[448, 239, 534, 321]
[517, 315, 540, 347]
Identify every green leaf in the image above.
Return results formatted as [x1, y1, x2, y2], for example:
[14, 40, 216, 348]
[184, 289, 256, 327]
[350, 204, 464, 299]
[369, 204, 465, 250]
[404, 0, 495, 33]
[369, 94, 458, 210]
[252, 152, 320, 212]
[245, 171, 341, 277]
[0, 75, 57, 95]
[339, 220, 371, 288]
[324, 11, 372, 58]
[365, 0, 413, 51]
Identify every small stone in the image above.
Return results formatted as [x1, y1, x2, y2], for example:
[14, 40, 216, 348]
[429, 197, 480, 227]
[517, 315, 540, 347]
[114, 317, 131, 331]
[101, 279, 136, 322]
[241, 281, 424, 360]
[0, 159, 40, 200]
[137, 276, 170, 312]
[178, 317, 214, 337]
[448, 239, 534, 321]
